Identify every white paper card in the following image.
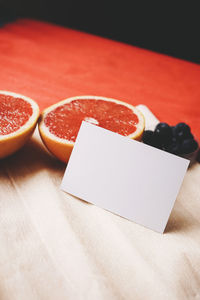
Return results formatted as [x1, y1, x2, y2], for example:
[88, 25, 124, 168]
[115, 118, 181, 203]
[61, 121, 189, 233]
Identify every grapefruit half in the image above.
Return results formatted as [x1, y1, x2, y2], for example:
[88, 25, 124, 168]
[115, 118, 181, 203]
[0, 91, 40, 159]
[39, 96, 145, 163]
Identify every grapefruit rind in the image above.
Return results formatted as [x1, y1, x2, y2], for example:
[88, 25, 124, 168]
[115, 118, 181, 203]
[0, 91, 40, 159]
[39, 96, 145, 163]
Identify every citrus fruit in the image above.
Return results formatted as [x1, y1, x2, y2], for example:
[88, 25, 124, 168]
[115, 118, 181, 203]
[39, 95, 145, 162]
[0, 91, 40, 159]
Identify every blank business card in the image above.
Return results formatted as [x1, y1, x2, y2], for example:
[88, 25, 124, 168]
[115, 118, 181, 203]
[61, 121, 189, 233]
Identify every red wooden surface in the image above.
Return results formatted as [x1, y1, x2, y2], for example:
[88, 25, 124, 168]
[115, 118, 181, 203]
[0, 19, 199, 137]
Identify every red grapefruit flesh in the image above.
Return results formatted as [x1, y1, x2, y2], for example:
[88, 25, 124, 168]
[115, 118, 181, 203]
[39, 96, 145, 163]
[0, 91, 40, 159]
[44, 99, 140, 142]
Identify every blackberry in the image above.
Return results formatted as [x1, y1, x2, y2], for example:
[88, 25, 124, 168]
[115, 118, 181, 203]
[142, 130, 155, 146]
[173, 122, 191, 141]
[154, 123, 173, 145]
[180, 139, 198, 154]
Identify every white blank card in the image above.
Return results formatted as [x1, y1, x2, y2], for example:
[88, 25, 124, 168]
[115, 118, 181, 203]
[61, 121, 189, 233]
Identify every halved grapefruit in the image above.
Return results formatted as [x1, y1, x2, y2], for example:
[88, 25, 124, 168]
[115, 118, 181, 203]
[39, 96, 145, 163]
[0, 91, 40, 159]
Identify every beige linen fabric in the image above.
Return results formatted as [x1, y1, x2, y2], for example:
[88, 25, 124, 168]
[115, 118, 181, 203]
[0, 110, 200, 300]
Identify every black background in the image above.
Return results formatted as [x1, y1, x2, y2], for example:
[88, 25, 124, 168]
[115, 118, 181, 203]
[0, 0, 199, 64]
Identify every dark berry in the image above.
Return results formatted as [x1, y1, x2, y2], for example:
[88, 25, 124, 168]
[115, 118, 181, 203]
[180, 139, 198, 154]
[176, 122, 191, 132]
[187, 132, 194, 139]
[142, 130, 155, 146]
[173, 123, 191, 141]
[153, 135, 163, 149]
[155, 123, 172, 136]
[165, 142, 181, 155]
[172, 136, 178, 143]
[142, 130, 162, 149]
[154, 122, 173, 145]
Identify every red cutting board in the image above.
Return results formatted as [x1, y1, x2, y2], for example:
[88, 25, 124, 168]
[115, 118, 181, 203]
[0, 19, 199, 138]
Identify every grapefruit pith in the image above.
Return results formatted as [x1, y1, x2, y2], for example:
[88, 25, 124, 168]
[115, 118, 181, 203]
[39, 96, 145, 163]
[0, 91, 40, 159]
